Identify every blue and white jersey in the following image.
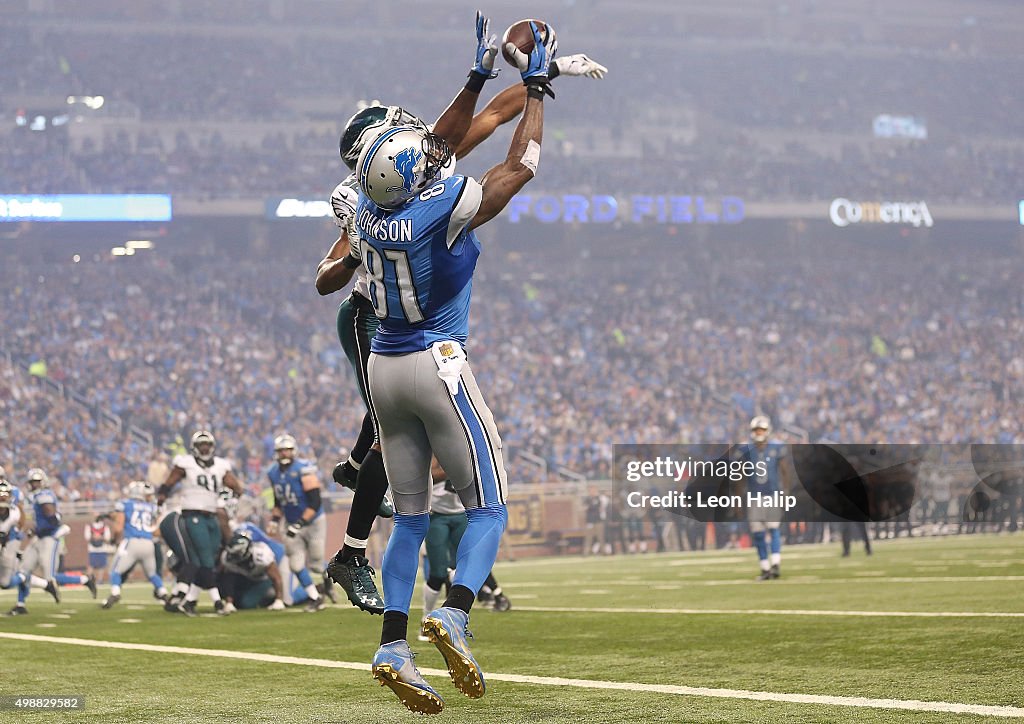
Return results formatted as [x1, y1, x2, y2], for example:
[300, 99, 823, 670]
[235, 521, 286, 564]
[733, 442, 788, 495]
[266, 459, 321, 525]
[28, 488, 60, 537]
[355, 174, 484, 354]
[115, 499, 158, 540]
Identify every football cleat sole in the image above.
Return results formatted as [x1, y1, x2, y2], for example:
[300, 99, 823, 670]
[421, 617, 485, 699]
[372, 663, 444, 715]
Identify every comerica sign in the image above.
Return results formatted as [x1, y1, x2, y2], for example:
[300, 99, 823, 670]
[829, 198, 933, 228]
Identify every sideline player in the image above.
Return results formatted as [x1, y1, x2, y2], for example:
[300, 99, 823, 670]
[357, 19, 556, 714]
[320, 18, 606, 617]
[157, 431, 243, 615]
[734, 416, 791, 580]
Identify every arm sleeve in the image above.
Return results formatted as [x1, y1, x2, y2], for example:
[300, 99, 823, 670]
[304, 488, 322, 512]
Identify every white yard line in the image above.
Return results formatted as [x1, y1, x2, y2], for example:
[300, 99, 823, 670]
[1, 632, 1021, 718]
[513, 605, 1024, 618]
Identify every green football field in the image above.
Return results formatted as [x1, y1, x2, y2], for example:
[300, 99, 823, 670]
[2, 534, 1023, 723]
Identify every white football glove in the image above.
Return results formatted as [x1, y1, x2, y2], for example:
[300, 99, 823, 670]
[557, 54, 602, 79]
[330, 177, 359, 230]
[268, 598, 286, 611]
[555, 54, 608, 79]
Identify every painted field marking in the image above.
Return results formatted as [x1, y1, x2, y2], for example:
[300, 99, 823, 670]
[0, 632, 1021, 718]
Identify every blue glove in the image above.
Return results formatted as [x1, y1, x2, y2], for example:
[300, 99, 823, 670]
[505, 21, 558, 82]
[471, 10, 499, 79]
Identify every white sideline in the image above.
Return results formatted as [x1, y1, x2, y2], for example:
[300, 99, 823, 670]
[1, 632, 1022, 718]
[514, 606, 1024, 618]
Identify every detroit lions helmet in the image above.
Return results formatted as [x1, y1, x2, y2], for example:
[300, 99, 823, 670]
[274, 433, 297, 466]
[750, 415, 772, 444]
[340, 104, 429, 171]
[191, 430, 216, 463]
[26, 468, 48, 490]
[0, 480, 12, 508]
[127, 481, 149, 500]
[0, 465, 7, 483]
[357, 125, 452, 210]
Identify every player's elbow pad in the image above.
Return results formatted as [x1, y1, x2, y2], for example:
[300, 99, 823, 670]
[305, 488, 322, 512]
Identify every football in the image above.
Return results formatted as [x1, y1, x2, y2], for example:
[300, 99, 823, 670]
[501, 18, 556, 66]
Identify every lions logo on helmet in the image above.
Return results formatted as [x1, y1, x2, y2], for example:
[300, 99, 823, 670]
[750, 415, 772, 444]
[26, 468, 48, 490]
[191, 430, 216, 464]
[357, 126, 452, 210]
[225, 530, 254, 565]
[274, 433, 297, 466]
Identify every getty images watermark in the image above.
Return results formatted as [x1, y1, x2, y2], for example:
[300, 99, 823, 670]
[622, 454, 796, 514]
[613, 444, 1024, 523]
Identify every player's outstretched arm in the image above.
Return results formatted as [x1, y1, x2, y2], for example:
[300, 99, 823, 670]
[469, 22, 554, 230]
[432, 10, 499, 151]
[317, 179, 361, 295]
[315, 233, 355, 296]
[455, 51, 608, 159]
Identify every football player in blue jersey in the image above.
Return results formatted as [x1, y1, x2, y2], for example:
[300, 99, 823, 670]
[266, 433, 326, 611]
[348, 19, 557, 715]
[734, 416, 792, 580]
[320, 16, 606, 620]
[12, 469, 95, 615]
[1, 473, 60, 615]
[102, 482, 168, 609]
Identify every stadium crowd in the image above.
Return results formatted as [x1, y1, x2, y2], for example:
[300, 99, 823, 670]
[2, 5, 1023, 203]
[2, 230, 1022, 500]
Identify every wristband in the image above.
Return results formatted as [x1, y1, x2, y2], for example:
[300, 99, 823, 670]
[341, 253, 361, 270]
[525, 81, 553, 100]
[465, 70, 488, 93]
[547, 62, 561, 80]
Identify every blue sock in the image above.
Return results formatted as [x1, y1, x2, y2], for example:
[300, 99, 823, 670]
[148, 574, 163, 589]
[291, 584, 308, 605]
[17, 576, 29, 604]
[110, 571, 123, 587]
[6, 571, 24, 592]
[452, 504, 508, 595]
[381, 512, 430, 615]
[753, 531, 768, 562]
[56, 573, 85, 586]
[769, 528, 782, 555]
[295, 568, 314, 589]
